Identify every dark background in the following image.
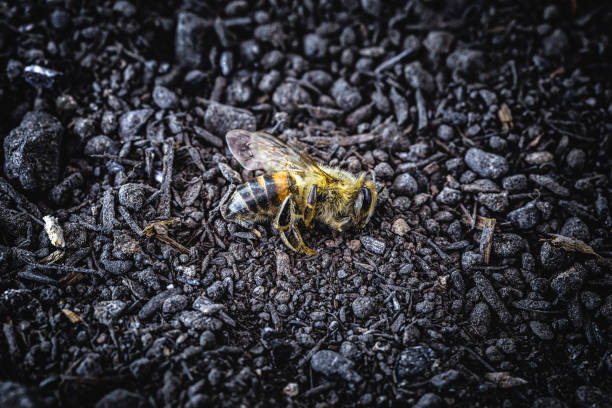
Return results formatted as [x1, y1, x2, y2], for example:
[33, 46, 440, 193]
[0, 1, 611, 407]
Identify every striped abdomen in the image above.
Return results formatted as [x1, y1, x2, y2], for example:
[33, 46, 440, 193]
[226, 172, 291, 219]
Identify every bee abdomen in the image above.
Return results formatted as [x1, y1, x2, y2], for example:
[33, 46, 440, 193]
[225, 173, 290, 219]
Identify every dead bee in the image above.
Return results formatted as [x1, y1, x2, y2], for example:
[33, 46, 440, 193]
[220, 130, 377, 255]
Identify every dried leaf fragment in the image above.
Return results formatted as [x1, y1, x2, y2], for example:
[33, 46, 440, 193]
[62, 308, 82, 323]
[484, 372, 528, 388]
[479, 217, 496, 264]
[143, 218, 190, 254]
[498, 103, 513, 129]
[40, 249, 65, 264]
[545, 233, 600, 257]
[43, 215, 65, 248]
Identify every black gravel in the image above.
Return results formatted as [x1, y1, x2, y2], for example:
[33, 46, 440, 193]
[1, 1, 612, 407]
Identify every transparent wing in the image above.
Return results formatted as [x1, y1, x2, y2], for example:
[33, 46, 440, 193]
[226, 129, 333, 181]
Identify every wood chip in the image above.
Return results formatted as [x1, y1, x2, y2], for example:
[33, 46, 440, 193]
[62, 309, 82, 323]
[484, 372, 528, 388]
[544, 234, 600, 257]
[498, 103, 513, 129]
[479, 217, 496, 264]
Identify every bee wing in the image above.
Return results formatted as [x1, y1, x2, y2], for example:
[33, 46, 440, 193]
[226, 130, 334, 180]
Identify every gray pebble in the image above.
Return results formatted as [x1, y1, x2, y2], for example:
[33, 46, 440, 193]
[94, 300, 127, 325]
[464, 148, 509, 179]
[4, 111, 63, 193]
[331, 78, 362, 111]
[162, 294, 189, 314]
[560, 217, 590, 241]
[118, 109, 154, 140]
[436, 187, 462, 205]
[446, 49, 485, 73]
[507, 200, 540, 229]
[404, 62, 434, 93]
[118, 183, 145, 211]
[492, 233, 524, 257]
[396, 345, 436, 379]
[551, 265, 584, 297]
[478, 192, 509, 212]
[311, 350, 362, 382]
[470, 302, 491, 336]
[153, 85, 178, 109]
[414, 393, 442, 408]
[272, 81, 312, 112]
[360, 236, 386, 255]
[392, 173, 418, 196]
[204, 102, 256, 137]
[352, 296, 375, 319]
[529, 321, 554, 341]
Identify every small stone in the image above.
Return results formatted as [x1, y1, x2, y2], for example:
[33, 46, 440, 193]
[474, 272, 512, 324]
[532, 397, 567, 408]
[529, 321, 554, 341]
[331, 78, 362, 111]
[566, 148, 586, 170]
[0, 381, 47, 408]
[76, 353, 103, 377]
[462, 251, 482, 271]
[446, 49, 484, 73]
[303, 33, 327, 59]
[415, 300, 434, 314]
[529, 174, 570, 197]
[118, 109, 154, 140]
[436, 187, 462, 205]
[540, 242, 566, 271]
[477, 192, 509, 212]
[4, 111, 63, 193]
[423, 31, 454, 57]
[373, 162, 394, 180]
[430, 369, 460, 390]
[575, 386, 612, 408]
[352, 296, 375, 319]
[551, 265, 584, 297]
[396, 345, 436, 379]
[542, 29, 568, 56]
[199, 330, 216, 349]
[204, 102, 256, 136]
[524, 151, 554, 165]
[479, 89, 498, 105]
[360, 236, 386, 255]
[492, 233, 523, 257]
[162, 294, 189, 314]
[580, 291, 602, 311]
[502, 174, 528, 192]
[507, 201, 540, 229]
[207, 281, 225, 301]
[392, 218, 409, 236]
[152, 85, 178, 109]
[84, 135, 119, 157]
[464, 148, 509, 179]
[470, 302, 491, 336]
[23, 65, 62, 88]
[175, 12, 209, 68]
[311, 350, 362, 382]
[414, 393, 442, 408]
[118, 183, 145, 211]
[95, 389, 146, 408]
[560, 217, 590, 242]
[437, 124, 454, 141]
[392, 173, 418, 196]
[404, 62, 434, 93]
[272, 82, 312, 113]
[94, 300, 127, 325]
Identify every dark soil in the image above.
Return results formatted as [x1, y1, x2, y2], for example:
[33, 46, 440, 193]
[1, 1, 612, 407]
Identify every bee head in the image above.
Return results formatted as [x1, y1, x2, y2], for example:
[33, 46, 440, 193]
[352, 176, 378, 229]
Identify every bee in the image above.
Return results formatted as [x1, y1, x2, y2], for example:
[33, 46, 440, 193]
[220, 130, 377, 256]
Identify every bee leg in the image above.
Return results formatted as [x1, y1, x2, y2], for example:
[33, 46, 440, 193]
[273, 194, 295, 232]
[281, 226, 318, 256]
[303, 184, 317, 229]
[330, 216, 352, 232]
[274, 194, 317, 255]
[218, 185, 237, 220]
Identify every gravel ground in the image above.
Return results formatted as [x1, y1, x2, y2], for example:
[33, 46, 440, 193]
[1, 1, 612, 407]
